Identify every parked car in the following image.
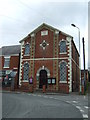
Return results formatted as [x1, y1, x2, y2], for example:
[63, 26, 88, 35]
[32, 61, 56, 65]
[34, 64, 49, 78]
[3, 74, 12, 87]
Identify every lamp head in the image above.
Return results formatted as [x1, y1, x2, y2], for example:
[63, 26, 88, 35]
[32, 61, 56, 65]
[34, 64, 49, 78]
[71, 24, 76, 27]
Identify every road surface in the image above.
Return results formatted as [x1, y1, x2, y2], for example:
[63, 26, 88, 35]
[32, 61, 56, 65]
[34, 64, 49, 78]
[2, 92, 88, 119]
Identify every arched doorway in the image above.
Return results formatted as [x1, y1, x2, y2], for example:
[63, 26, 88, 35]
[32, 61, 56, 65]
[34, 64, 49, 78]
[39, 70, 47, 89]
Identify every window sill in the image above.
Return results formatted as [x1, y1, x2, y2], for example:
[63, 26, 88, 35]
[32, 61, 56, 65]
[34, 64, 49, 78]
[24, 54, 30, 56]
[59, 52, 67, 54]
[13, 67, 18, 70]
[59, 81, 67, 83]
[3, 67, 9, 68]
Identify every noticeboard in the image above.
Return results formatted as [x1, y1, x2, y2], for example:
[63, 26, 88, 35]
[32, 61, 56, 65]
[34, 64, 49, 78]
[48, 78, 56, 85]
[48, 78, 51, 84]
[52, 78, 56, 84]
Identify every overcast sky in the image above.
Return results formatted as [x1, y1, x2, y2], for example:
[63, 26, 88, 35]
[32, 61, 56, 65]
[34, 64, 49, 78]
[0, 0, 89, 69]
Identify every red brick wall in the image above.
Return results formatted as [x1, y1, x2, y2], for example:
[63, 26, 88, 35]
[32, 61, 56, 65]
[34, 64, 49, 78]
[58, 84, 69, 93]
[35, 28, 53, 58]
[10, 56, 19, 69]
[0, 56, 4, 70]
[72, 41, 80, 92]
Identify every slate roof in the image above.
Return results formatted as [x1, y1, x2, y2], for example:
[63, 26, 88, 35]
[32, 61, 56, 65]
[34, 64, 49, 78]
[0, 45, 21, 56]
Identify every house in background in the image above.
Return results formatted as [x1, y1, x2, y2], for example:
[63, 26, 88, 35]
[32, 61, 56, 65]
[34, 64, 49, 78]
[0, 45, 21, 89]
[81, 69, 89, 84]
[19, 23, 80, 93]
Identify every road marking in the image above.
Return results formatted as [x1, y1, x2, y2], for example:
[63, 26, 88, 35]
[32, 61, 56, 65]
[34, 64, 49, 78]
[76, 106, 81, 109]
[80, 109, 84, 113]
[43, 96, 48, 98]
[72, 101, 78, 103]
[76, 106, 88, 118]
[84, 106, 89, 109]
[82, 114, 88, 118]
[66, 101, 71, 103]
[84, 96, 86, 99]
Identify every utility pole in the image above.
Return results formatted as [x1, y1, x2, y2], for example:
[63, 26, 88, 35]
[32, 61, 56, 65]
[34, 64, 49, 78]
[82, 37, 86, 93]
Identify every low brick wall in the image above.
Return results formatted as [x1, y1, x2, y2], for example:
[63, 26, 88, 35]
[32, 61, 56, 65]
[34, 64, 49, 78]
[58, 84, 69, 93]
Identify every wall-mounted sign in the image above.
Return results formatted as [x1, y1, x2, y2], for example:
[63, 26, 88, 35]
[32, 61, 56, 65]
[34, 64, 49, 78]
[36, 76, 39, 81]
[52, 78, 55, 84]
[48, 78, 56, 85]
[29, 77, 33, 84]
[48, 78, 51, 84]
[41, 30, 48, 36]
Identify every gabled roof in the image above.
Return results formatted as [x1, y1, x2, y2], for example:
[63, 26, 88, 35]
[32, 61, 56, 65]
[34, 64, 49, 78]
[19, 23, 79, 56]
[0, 45, 21, 56]
[19, 23, 73, 43]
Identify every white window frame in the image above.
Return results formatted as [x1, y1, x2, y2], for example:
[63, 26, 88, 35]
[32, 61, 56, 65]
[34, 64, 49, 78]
[23, 62, 29, 81]
[59, 61, 67, 83]
[24, 43, 30, 55]
[59, 39, 67, 54]
[3, 56, 10, 68]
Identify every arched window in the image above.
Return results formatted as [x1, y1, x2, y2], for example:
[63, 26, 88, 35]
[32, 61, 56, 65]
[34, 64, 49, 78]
[25, 44, 30, 55]
[60, 40, 66, 53]
[60, 62, 67, 82]
[23, 62, 29, 80]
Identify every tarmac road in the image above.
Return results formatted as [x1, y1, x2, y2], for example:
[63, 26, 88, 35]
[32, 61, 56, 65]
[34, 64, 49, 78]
[2, 92, 85, 119]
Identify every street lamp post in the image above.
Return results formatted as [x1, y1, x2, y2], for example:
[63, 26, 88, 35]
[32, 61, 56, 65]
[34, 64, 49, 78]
[82, 37, 86, 93]
[71, 24, 82, 93]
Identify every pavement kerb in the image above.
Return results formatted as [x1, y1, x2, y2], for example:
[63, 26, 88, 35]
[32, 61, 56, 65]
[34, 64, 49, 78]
[1, 90, 88, 97]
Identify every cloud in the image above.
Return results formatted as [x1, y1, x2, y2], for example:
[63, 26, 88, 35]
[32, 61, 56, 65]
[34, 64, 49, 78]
[0, 0, 88, 68]
[88, 1, 90, 68]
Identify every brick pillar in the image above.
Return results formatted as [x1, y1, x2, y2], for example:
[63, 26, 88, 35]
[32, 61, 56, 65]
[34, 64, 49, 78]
[29, 84, 33, 93]
[53, 31, 59, 91]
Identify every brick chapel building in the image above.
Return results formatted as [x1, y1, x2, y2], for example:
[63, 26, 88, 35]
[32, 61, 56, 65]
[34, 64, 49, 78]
[19, 23, 80, 93]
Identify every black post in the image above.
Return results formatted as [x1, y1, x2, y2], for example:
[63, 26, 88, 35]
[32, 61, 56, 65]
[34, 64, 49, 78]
[82, 37, 86, 93]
